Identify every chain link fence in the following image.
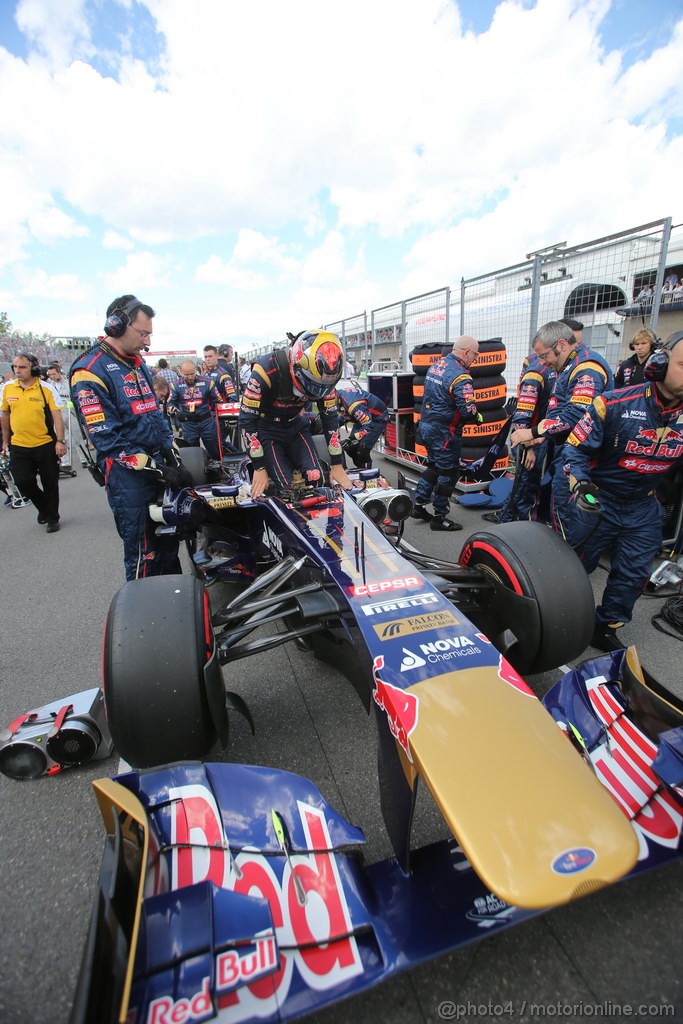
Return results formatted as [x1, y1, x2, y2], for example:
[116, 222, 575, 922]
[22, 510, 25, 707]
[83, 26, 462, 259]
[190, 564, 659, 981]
[459, 218, 674, 385]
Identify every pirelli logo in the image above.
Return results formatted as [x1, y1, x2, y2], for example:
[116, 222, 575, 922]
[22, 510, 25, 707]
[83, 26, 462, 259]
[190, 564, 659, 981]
[373, 608, 458, 639]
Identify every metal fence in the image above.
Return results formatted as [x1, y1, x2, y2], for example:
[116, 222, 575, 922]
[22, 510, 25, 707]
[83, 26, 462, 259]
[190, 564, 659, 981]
[458, 218, 673, 385]
[326, 287, 450, 373]
[243, 218, 683, 381]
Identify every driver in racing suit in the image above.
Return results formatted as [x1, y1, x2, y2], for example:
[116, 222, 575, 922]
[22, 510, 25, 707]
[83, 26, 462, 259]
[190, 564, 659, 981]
[70, 295, 192, 581]
[510, 320, 613, 539]
[559, 331, 683, 650]
[239, 330, 352, 498]
[336, 386, 389, 468]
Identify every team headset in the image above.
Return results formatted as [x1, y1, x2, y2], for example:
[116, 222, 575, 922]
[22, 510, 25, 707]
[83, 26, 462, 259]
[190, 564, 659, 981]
[644, 331, 683, 382]
[104, 295, 143, 338]
[629, 330, 659, 352]
[16, 353, 42, 377]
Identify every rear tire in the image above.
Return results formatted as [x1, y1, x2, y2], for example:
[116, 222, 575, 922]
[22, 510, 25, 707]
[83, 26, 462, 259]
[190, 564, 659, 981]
[103, 574, 223, 767]
[459, 522, 594, 674]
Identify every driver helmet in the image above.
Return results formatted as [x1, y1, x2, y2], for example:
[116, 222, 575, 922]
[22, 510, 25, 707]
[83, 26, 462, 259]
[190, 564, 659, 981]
[289, 330, 344, 400]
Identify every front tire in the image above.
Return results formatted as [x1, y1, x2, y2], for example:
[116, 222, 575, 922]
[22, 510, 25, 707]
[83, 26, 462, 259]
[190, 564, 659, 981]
[103, 574, 225, 767]
[459, 522, 594, 674]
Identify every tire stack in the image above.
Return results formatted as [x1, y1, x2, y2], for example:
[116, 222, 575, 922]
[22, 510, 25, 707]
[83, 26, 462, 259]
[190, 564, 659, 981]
[411, 338, 509, 472]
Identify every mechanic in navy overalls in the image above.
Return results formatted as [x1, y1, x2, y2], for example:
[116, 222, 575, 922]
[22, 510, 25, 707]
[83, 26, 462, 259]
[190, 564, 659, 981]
[70, 295, 192, 581]
[336, 386, 389, 468]
[239, 330, 352, 498]
[202, 344, 237, 400]
[168, 360, 222, 460]
[510, 321, 613, 539]
[490, 355, 556, 524]
[557, 331, 683, 650]
[411, 335, 481, 532]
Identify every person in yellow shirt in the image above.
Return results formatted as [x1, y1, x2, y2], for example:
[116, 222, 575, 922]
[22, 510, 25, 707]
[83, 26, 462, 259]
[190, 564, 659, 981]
[0, 353, 66, 532]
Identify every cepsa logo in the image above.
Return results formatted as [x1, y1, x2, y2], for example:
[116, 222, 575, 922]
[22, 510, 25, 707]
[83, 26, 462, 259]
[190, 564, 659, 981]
[349, 575, 421, 598]
[158, 784, 363, 1024]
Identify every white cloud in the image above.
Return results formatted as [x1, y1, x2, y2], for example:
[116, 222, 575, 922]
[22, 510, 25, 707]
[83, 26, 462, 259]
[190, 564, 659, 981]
[102, 230, 134, 249]
[0, 0, 682, 343]
[103, 251, 176, 291]
[15, 0, 92, 68]
[14, 264, 89, 300]
[27, 205, 89, 244]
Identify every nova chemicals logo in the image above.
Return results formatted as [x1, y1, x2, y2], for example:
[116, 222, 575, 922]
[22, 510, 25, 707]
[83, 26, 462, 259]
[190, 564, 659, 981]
[551, 848, 596, 875]
[399, 648, 427, 671]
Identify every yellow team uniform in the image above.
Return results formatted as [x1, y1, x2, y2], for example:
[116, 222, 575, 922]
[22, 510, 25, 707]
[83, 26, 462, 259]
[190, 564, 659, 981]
[1, 380, 58, 447]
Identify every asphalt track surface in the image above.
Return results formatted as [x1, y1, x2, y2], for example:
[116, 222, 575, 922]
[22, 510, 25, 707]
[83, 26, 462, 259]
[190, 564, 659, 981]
[0, 458, 681, 1024]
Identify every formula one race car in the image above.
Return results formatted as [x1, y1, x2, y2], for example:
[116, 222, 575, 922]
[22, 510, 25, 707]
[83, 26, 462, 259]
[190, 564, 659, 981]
[71, 451, 683, 1024]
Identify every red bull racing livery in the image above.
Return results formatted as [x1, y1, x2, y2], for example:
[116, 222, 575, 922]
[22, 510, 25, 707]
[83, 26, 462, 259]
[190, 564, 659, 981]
[66, 453, 683, 1024]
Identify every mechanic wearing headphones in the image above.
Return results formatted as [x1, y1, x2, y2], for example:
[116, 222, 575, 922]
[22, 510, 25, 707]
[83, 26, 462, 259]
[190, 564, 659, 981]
[614, 327, 658, 389]
[410, 335, 481, 532]
[336, 385, 389, 468]
[239, 329, 352, 498]
[557, 331, 683, 651]
[202, 345, 237, 400]
[486, 351, 556, 524]
[70, 295, 192, 580]
[168, 360, 223, 460]
[1, 353, 66, 531]
[510, 320, 613, 539]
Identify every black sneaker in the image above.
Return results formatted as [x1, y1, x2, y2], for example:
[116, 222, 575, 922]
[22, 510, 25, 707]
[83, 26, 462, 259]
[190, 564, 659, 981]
[46, 520, 60, 533]
[37, 513, 47, 524]
[430, 517, 463, 532]
[410, 503, 433, 521]
[590, 624, 623, 652]
[481, 512, 500, 524]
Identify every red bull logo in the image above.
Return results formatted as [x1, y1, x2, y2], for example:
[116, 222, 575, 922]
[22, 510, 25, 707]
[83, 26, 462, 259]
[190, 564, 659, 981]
[664, 427, 683, 443]
[497, 655, 534, 697]
[372, 655, 419, 761]
[167, 784, 363, 1022]
[636, 427, 659, 442]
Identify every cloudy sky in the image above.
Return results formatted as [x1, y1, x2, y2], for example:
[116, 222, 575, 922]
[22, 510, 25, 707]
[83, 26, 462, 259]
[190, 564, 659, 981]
[1, 0, 682, 354]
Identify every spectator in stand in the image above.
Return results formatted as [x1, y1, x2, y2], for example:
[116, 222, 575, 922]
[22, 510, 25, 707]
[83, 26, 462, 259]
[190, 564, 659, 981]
[202, 344, 236, 400]
[672, 278, 683, 302]
[636, 283, 653, 302]
[156, 358, 179, 385]
[614, 328, 658, 389]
